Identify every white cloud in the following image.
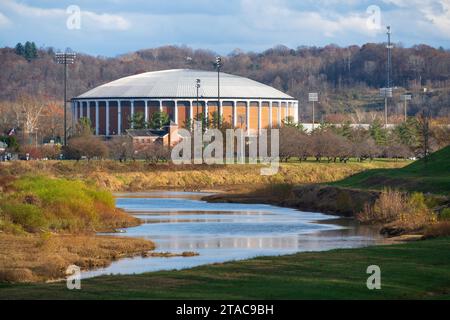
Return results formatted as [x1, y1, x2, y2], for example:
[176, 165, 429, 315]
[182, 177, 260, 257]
[0, 0, 449, 56]
[240, 0, 382, 38]
[421, 0, 450, 38]
[1, 0, 130, 31]
[83, 11, 130, 30]
[2, 0, 62, 17]
[381, 0, 450, 40]
[0, 11, 11, 27]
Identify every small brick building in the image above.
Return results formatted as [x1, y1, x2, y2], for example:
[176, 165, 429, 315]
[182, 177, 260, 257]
[126, 122, 180, 148]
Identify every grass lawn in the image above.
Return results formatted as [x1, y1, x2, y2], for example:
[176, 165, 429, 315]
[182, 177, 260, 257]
[332, 146, 450, 195]
[1, 237, 450, 300]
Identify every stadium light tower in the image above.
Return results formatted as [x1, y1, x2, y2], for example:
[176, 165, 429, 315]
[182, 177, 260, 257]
[385, 26, 393, 128]
[308, 92, 319, 131]
[216, 56, 222, 128]
[387, 26, 393, 90]
[55, 52, 76, 146]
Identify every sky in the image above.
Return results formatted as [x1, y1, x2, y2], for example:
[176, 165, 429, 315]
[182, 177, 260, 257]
[0, 0, 449, 56]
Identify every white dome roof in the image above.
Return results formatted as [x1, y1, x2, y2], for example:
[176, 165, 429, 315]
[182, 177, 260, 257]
[76, 69, 294, 100]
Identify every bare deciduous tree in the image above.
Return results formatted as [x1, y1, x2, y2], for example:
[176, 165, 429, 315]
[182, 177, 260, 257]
[136, 143, 170, 164]
[10, 95, 46, 143]
[107, 136, 134, 162]
[65, 134, 108, 161]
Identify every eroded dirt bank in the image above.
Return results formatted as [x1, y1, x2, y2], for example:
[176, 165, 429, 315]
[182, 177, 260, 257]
[204, 184, 380, 218]
[204, 184, 450, 239]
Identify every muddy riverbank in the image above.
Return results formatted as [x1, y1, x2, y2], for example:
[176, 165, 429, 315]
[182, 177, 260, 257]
[203, 184, 380, 218]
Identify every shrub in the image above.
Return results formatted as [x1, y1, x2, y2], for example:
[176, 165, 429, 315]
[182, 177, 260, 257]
[20, 145, 43, 160]
[65, 136, 108, 160]
[40, 145, 61, 160]
[0, 203, 46, 232]
[0, 212, 25, 234]
[358, 189, 404, 224]
[0, 268, 36, 283]
[357, 189, 436, 230]
[0, 175, 136, 233]
[424, 222, 450, 239]
[439, 208, 450, 221]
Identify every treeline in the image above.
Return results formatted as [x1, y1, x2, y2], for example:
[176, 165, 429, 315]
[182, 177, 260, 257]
[10, 113, 450, 164]
[279, 117, 450, 163]
[15, 119, 171, 164]
[1, 43, 450, 118]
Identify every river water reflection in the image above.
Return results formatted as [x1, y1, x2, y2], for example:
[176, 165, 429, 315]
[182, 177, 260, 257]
[82, 191, 386, 278]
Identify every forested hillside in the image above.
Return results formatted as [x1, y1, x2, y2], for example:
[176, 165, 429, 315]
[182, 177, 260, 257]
[1, 43, 450, 119]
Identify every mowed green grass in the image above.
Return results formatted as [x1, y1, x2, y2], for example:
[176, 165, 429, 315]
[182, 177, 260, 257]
[332, 146, 450, 195]
[1, 238, 450, 300]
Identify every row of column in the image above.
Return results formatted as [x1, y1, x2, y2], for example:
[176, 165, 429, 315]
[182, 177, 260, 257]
[72, 99, 299, 136]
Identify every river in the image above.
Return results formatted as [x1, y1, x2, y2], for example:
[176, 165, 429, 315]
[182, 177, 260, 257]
[82, 191, 386, 278]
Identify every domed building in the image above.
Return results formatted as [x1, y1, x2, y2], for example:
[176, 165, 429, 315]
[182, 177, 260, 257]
[71, 69, 298, 136]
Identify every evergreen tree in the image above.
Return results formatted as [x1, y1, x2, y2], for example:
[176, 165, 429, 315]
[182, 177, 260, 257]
[417, 111, 431, 160]
[30, 42, 38, 59]
[282, 116, 297, 128]
[75, 117, 93, 137]
[209, 111, 223, 129]
[23, 41, 38, 61]
[369, 119, 388, 146]
[338, 121, 352, 139]
[316, 121, 334, 133]
[129, 112, 147, 129]
[24, 41, 32, 60]
[149, 111, 170, 130]
[283, 116, 306, 132]
[183, 117, 193, 131]
[0, 135, 19, 151]
[14, 42, 24, 56]
[184, 113, 208, 132]
[394, 118, 419, 150]
[194, 112, 208, 128]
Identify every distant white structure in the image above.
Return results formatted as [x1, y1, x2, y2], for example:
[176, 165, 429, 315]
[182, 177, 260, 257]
[71, 69, 299, 136]
[299, 123, 397, 133]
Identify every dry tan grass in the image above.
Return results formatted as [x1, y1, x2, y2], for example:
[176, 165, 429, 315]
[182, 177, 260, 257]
[358, 189, 405, 223]
[0, 233, 155, 283]
[81, 163, 410, 191]
[424, 222, 450, 239]
[0, 160, 408, 191]
[357, 189, 437, 232]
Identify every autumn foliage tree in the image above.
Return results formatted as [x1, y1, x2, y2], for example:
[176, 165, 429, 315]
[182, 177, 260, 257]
[64, 118, 108, 161]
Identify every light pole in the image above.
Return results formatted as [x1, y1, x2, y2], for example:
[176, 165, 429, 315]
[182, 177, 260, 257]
[402, 94, 412, 122]
[308, 93, 318, 131]
[387, 26, 392, 91]
[380, 87, 392, 128]
[56, 52, 76, 146]
[216, 56, 222, 128]
[196, 79, 201, 121]
[385, 26, 393, 128]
